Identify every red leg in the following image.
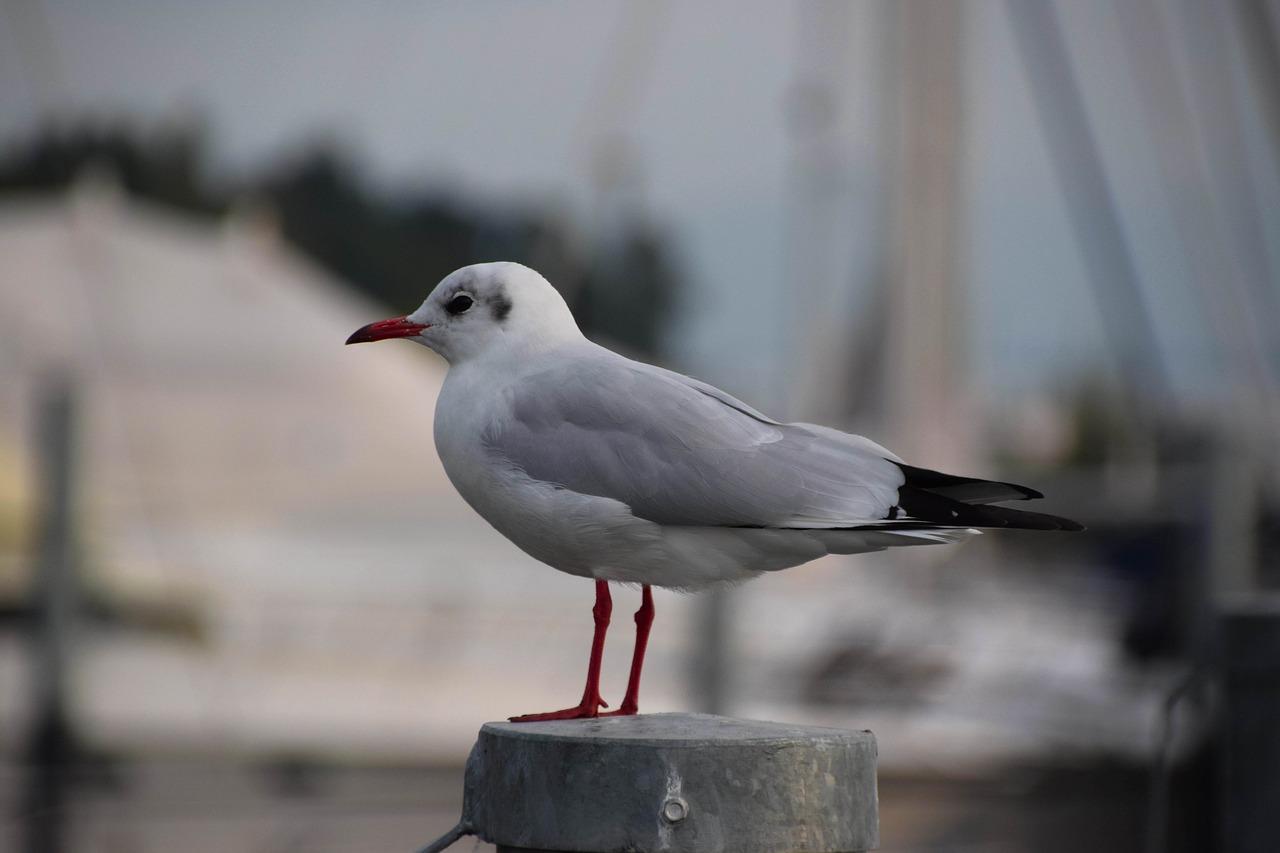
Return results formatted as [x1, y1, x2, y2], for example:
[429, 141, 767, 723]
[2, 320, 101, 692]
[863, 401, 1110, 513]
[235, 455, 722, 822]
[510, 580, 613, 722]
[602, 585, 654, 716]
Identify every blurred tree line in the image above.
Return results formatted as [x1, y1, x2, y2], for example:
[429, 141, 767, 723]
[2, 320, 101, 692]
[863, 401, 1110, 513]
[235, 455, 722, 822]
[0, 119, 676, 357]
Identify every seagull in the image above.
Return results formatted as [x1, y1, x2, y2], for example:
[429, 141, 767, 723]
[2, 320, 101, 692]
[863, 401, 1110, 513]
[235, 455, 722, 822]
[346, 262, 1083, 721]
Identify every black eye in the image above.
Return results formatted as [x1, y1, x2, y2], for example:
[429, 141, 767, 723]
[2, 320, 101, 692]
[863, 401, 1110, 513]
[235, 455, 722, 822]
[446, 293, 474, 315]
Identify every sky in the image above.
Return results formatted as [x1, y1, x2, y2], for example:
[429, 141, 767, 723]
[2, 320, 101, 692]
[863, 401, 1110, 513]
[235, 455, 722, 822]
[1, 0, 1275, 411]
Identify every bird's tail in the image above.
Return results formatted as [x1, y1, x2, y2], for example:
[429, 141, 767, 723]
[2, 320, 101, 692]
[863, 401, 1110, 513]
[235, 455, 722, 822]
[892, 463, 1085, 531]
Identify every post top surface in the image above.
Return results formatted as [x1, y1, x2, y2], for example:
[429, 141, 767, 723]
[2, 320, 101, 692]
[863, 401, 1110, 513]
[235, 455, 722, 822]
[466, 713, 879, 852]
[481, 712, 874, 748]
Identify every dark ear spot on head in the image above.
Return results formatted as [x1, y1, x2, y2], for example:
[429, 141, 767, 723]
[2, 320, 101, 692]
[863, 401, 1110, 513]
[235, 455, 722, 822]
[490, 291, 513, 323]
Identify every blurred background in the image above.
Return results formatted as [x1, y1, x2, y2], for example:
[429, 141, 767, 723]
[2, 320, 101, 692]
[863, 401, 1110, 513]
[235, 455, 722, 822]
[0, 0, 1277, 851]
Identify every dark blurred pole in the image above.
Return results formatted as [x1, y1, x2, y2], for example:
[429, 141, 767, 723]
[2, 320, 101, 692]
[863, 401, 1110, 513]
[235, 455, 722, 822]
[691, 588, 731, 715]
[1006, 0, 1173, 413]
[23, 375, 81, 853]
[1218, 601, 1280, 853]
[1206, 429, 1278, 853]
[1208, 436, 1260, 601]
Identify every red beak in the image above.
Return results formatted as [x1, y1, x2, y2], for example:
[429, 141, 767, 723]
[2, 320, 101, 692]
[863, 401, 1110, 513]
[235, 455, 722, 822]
[345, 316, 429, 345]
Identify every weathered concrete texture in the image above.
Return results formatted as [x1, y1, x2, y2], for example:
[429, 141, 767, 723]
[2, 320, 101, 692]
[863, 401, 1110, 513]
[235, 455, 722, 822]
[463, 713, 878, 853]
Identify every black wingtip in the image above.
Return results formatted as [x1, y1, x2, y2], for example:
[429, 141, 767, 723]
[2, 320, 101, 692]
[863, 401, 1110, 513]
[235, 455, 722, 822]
[896, 483, 1085, 532]
[893, 463, 1045, 504]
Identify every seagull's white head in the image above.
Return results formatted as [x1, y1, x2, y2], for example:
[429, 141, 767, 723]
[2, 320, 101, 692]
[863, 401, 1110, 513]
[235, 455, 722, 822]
[345, 262, 583, 364]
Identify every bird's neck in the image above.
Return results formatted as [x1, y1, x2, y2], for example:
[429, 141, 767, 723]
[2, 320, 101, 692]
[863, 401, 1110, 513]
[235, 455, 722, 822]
[450, 321, 586, 368]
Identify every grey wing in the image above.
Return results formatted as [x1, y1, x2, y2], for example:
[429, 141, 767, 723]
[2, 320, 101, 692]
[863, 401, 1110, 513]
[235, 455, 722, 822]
[483, 356, 905, 528]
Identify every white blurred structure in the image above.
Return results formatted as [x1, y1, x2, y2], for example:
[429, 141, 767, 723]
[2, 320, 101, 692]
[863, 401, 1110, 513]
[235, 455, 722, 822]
[0, 176, 698, 762]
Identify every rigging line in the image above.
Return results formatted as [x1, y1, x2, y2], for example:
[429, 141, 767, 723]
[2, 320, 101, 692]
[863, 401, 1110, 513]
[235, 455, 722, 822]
[1006, 0, 1176, 412]
[1174, 0, 1280, 375]
[1115, 0, 1280, 412]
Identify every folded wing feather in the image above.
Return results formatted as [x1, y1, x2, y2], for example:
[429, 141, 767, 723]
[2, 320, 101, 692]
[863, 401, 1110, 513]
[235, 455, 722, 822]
[483, 354, 905, 528]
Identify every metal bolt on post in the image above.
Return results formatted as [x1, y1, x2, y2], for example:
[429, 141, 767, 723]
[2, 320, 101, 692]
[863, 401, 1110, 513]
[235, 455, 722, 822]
[418, 713, 879, 853]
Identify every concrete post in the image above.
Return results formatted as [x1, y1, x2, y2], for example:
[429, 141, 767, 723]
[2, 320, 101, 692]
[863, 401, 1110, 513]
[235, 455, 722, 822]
[426, 713, 878, 853]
